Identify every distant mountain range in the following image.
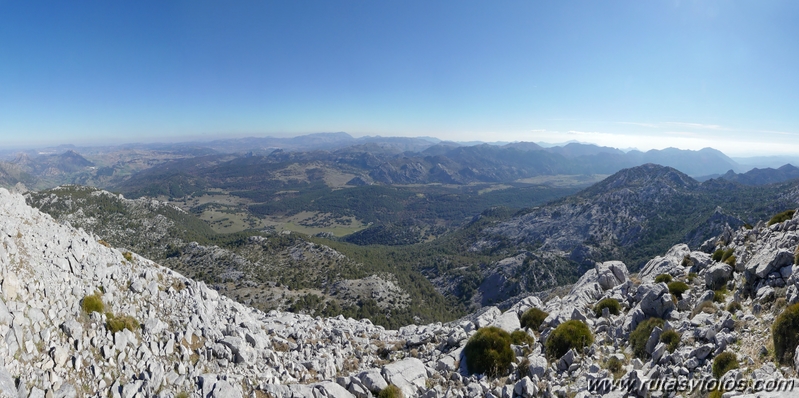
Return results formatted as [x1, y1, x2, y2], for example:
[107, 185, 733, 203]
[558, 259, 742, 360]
[2, 132, 798, 193]
[697, 164, 799, 185]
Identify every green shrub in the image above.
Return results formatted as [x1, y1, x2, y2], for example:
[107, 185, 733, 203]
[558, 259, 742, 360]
[712, 249, 724, 262]
[687, 272, 698, 283]
[654, 274, 673, 284]
[713, 288, 727, 303]
[692, 301, 716, 318]
[605, 356, 623, 377]
[768, 209, 796, 226]
[667, 281, 690, 300]
[726, 301, 742, 313]
[721, 248, 734, 262]
[773, 303, 799, 364]
[81, 293, 105, 314]
[681, 255, 694, 268]
[629, 318, 665, 359]
[724, 255, 736, 267]
[712, 351, 739, 378]
[106, 313, 140, 333]
[122, 251, 133, 262]
[774, 297, 788, 313]
[520, 308, 548, 331]
[545, 320, 594, 360]
[463, 326, 514, 376]
[708, 389, 723, 398]
[510, 330, 535, 347]
[659, 329, 680, 352]
[594, 298, 621, 317]
[377, 385, 404, 398]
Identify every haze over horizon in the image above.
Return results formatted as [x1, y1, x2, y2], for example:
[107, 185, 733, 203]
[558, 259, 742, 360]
[2, 1, 799, 157]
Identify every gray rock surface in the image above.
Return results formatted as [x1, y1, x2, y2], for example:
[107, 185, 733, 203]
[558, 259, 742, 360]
[705, 263, 733, 288]
[381, 358, 427, 397]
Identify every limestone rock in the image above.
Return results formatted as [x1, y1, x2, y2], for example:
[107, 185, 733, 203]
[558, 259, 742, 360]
[2, 273, 19, 301]
[491, 310, 521, 333]
[381, 358, 427, 398]
[746, 248, 794, 279]
[639, 244, 690, 281]
[513, 376, 537, 398]
[595, 261, 629, 290]
[705, 263, 733, 289]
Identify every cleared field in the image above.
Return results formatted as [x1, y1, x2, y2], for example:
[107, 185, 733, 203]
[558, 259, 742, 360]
[477, 184, 513, 195]
[515, 174, 608, 187]
[199, 208, 265, 233]
[265, 211, 366, 236]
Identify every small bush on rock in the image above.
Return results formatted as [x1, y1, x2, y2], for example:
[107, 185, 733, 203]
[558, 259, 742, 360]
[605, 356, 623, 378]
[510, 330, 535, 347]
[122, 251, 133, 262]
[773, 303, 799, 365]
[773, 297, 787, 314]
[81, 293, 104, 314]
[681, 255, 694, 268]
[654, 274, 673, 284]
[463, 326, 514, 376]
[667, 281, 689, 300]
[712, 351, 739, 378]
[726, 301, 742, 313]
[713, 287, 727, 303]
[712, 249, 724, 262]
[594, 298, 621, 317]
[692, 301, 716, 318]
[630, 318, 665, 359]
[106, 313, 140, 333]
[768, 209, 796, 226]
[377, 385, 403, 398]
[659, 329, 680, 352]
[721, 248, 734, 263]
[520, 308, 548, 331]
[545, 320, 593, 360]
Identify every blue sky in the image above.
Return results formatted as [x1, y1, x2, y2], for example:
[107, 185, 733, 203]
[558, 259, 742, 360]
[1, 1, 798, 155]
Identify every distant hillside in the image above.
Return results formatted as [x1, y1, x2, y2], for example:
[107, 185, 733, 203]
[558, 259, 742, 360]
[411, 164, 799, 307]
[26, 185, 461, 328]
[717, 164, 799, 185]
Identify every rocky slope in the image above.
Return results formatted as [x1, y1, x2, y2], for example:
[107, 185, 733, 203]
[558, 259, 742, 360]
[4, 188, 799, 397]
[447, 165, 799, 308]
[24, 186, 455, 328]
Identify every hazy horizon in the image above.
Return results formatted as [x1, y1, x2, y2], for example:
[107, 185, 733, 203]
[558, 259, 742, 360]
[3, 132, 799, 165]
[2, 1, 799, 157]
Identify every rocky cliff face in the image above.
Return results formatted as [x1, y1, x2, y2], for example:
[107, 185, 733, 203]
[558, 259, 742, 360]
[3, 187, 799, 398]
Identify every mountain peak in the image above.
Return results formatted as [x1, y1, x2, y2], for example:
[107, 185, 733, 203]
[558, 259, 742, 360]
[586, 163, 697, 193]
